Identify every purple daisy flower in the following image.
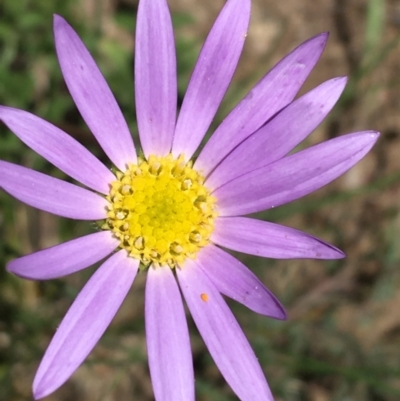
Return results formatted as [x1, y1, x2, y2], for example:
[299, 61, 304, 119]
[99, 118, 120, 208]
[0, 0, 378, 400]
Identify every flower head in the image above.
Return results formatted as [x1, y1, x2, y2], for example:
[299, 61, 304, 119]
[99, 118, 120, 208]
[0, 0, 378, 400]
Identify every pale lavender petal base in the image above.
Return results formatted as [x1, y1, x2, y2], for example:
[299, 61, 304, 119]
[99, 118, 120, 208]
[197, 245, 286, 318]
[146, 266, 194, 401]
[215, 131, 379, 216]
[195, 33, 329, 176]
[135, 0, 177, 157]
[212, 217, 344, 259]
[206, 77, 347, 190]
[172, 0, 250, 160]
[177, 260, 273, 401]
[33, 250, 138, 400]
[0, 161, 107, 220]
[54, 15, 136, 170]
[0, 106, 115, 194]
[7, 231, 119, 280]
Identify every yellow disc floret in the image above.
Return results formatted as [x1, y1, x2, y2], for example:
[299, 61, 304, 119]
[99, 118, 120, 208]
[104, 154, 216, 268]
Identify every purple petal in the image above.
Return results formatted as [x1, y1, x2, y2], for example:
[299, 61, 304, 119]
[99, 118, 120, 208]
[54, 15, 136, 170]
[33, 250, 138, 400]
[212, 216, 344, 259]
[197, 244, 286, 318]
[206, 77, 347, 190]
[146, 266, 194, 401]
[195, 33, 329, 176]
[0, 106, 114, 194]
[172, 0, 250, 160]
[215, 131, 379, 216]
[135, 0, 177, 157]
[177, 260, 273, 401]
[0, 160, 107, 220]
[7, 231, 119, 280]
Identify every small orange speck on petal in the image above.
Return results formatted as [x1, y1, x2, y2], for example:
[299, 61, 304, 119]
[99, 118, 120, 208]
[201, 293, 209, 302]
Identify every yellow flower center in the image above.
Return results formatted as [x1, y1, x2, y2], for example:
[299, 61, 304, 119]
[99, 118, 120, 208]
[104, 154, 216, 267]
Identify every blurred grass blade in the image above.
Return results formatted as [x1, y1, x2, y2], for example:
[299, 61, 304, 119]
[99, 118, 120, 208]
[364, 0, 385, 61]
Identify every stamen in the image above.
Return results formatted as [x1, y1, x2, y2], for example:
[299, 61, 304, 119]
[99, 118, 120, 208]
[134, 236, 144, 250]
[116, 211, 125, 219]
[181, 179, 192, 190]
[121, 185, 133, 195]
[189, 231, 202, 243]
[172, 160, 186, 177]
[170, 242, 183, 254]
[150, 250, 159, 259]
[150, 161, 162, 175]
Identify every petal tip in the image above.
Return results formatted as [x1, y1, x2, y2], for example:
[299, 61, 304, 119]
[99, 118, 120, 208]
[317, 242, 346, 260]
[269, 301, 288, 320]
[334, 248, 346, 259]
[336, 75, 348, 85]
[361, 130, 380, 146]
[5, 262, 32, 280]
[53, 14, 71, 37]
[5, 261, 14, 275]
[279, 308, 288, 321]
[53, 14, 65, 26]
[310, 31, 329, 47]
[33, 381, 50, 401]
[322, 76, 348, 95]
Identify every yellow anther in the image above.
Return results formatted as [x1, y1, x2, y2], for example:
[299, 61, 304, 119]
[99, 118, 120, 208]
[194, 196, 207, 209]
[189, 232, 202, 243]
[181, 179, 192, 190]
[172, 160, 186, 177]
[121, 185, 133, 195]
[170, 242, 183, 254]
[150, 161, 162, 175]
[116, 210, 127, 220]
[134, 236, 144, 250]
[199, 203, 208, 213]
[150, 250, 159, 259]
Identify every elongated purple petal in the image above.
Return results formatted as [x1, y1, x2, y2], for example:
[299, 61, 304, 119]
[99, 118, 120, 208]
[215, 131, 379, 216]
[177, 260, 273, 401]
[0, 160, 107, 220]
[0, 106, 114, 194]
[172, 0, 250, 160]
[197, 245, 286, 318]
[212, 217, 344, 259]
[33, 250, 138, 400]
[54, 15, 136, 170]
[195, 33, 329, 176]
[206, 77, 347, 190]
[7, 231, 119, 280]
[135, 0, 177, 157]
[146, 266, 194, 401]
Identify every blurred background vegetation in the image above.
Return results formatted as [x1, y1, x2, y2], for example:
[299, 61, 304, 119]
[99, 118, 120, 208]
[1, 0, 400, 400]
